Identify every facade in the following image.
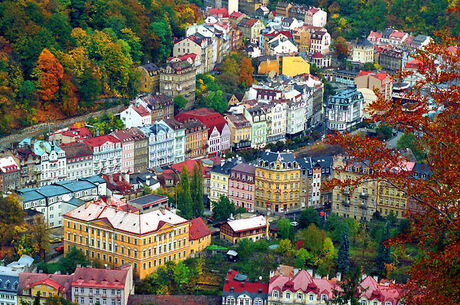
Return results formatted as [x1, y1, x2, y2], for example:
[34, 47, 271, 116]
[304, 7, 327, 27]
[297, 156, 333, 209]
[264, 102, 287, 143]
[160, 57, 197, 104]
[71, 266, 134, 305]
[0, 156, 20, 193]
[120, 104, 151, 129]
[243, 106, 267, 149]
[136, 94, 174, 123]
[326, 88, 364, 131]
[220, 215, 268, 244]
[354, 71, 393, 101]
[137, 63, 160, 93]
[121, 128, 149, 174]
[378, 49, 403, 74]
[377, 180, 411, 219]
[255, 152, 301, 213]
[60, 142, 94, 181]
[139, 121, 175, 168]
[226, 114, 252, 150]
[63, 199, 192, 280]
[238, 18, 265, 44]
[111, 130, 138, 174]
[310, 30, 330, 54]
[16, 149, 40, 188]
[0, 269, 19, 305]
[163, 119, 186, 164]
[84, 136, 122, 175]
[209, 159, 238, 205]
[222, 270, 268, 305]
[228, 163, 256, 212]
[18, 273, 72, 304]
[351, 37, 374, 64]
[50, 127, 92, 146]
[188, 218, 211, 256]
[181, 119, 209, 159]
[286, 99, 307, 137]
[281, 56, 310, 77]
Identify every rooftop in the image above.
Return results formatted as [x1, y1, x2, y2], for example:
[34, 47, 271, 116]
[226, 215, 266, 233]
[59, 142, 93, 159]
[189, 218, 211, 241]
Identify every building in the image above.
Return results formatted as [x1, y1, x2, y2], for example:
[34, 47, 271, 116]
[137, 63, 160, 93]
[220, 215, 268, 244]
[281, 56, 310, 77]
[71, 266, 134, 305]
[267, 35, 298, 56]
[351, 37, 374, 64]
[293, 27, 311, 53]
[275, 2, 292, 17]
[176, 108, 231, 155]
[228, 163, 256, 212]
[243, 106, 267, 149]
[135, 94, 174, 123]
[16, 148, 41, 188]
[226, 114, 252, 150]
[310, 30, 330, 54]
[354, 71, 393, 102]
[0, 267, 19, 305]
[60, 142, 94, 181]
[84, 136, 122, 175]
[160, 57, 196, 104]
[238, 18, 265, 44]
[326, 88, 364, 131]
[163, 118, 186, 164]
[139, 121, 175, 168]
[0, 156, 20, 193]
[181, 119, 209, 160]
[331, 156, 378, 221]
[255, 152, 301, 213]
[173, 35, 210, 74]
[18, 273, 72, 304]
[116, 128, 149, 174]
[304, 7, 327, 27]
[50, 126, 92, 145]
[209, 159, 238, 205]
[378, 49, 403, 74]
[188, 217, 211, 257]
[297, 156, 333, 209]
[120, 104, 151, 129]
[63, 198, 192, 279]
[222, 269, 268, 305]
[311, 51, 331, 68]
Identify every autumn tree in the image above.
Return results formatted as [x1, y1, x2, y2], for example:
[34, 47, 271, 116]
[34, 48, 64, 103]
[333, 36, 348, 59]
[325, 35, 460, 304]
[239, 57, 254, 88]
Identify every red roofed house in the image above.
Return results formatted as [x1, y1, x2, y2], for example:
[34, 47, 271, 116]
[18, 273, 73, 304]
[209, 8, 229, 18]
[120, 103, 152, 129]
[238, 17, 265, 44]
[304, 7, 327, 27]
[367, 31, 383, 44]
[389, 30, 409, 45]
[51, 126, 92, 145]
[404, 59, 425, 86]
[189, 217, 211, 256]
[0, 156, 20, 193]
[173, 35, 210, 73]
[229, 11, 244, 24]
[222, 269, 269, 305]
[354, 71, 393, 101]
[84, 135, 122, 175]
[176, 108, 231, 155]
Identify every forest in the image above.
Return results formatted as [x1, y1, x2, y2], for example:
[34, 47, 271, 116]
[0, 0, 201, 136]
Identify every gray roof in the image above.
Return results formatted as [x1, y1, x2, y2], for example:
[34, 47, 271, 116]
[67, 197, 85, 207]
[0, 273, 19, 293]
[356, 37, 373, 47]
[231, 163, 256, 174]
[259, 151, 296, 163]
[211, 159, 239, 175]
[129, 194, 167, 206]
[297, 156, 333, 176]
[82, 175, 106, 184]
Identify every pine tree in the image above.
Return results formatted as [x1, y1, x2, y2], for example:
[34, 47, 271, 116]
[337, 227, 350, 276]
[177, 166, 193, 219]
[33, 291, 41, 305]
[190, 163, 204, 217]
[376, 222, 392, 277]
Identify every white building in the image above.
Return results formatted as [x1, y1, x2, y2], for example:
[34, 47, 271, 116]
[268, 35, 298, 55]
[84, 136, 122, 175]
[29, 140, 67, 186]
[264, 102, 287, 143]
[305, 7, 327, 27]
[60, 142, 94, 181]
[163, 118, 186, 164]
[310, 30, 330, 54]
[120, 104, 151, 129]
[139, 121, 175, 168]
[326, 88, 364, 131]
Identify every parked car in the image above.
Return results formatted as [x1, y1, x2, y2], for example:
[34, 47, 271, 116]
[55, 245, 64, 253]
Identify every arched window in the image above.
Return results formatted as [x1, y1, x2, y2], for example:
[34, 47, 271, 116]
[272, 290, 279, 298]
[286, 292, 291, 299]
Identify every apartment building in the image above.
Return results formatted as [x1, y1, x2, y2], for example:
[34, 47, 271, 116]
[181, 119, 209, 160]
[84, 136, 122, 175]
[60, 142, 94, 180]
[228, 163, 256, 212]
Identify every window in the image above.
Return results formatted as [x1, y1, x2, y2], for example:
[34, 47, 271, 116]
[272, 290, 278, 298]
[286, 292, 290, 299]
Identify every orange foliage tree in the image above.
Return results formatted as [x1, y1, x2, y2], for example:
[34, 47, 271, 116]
[35, 48, 64, 103]
[324, 35, 460, 304]
[239, 57, 254, 88]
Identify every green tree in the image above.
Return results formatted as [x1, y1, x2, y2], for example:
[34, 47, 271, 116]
[173, 261, 190, 293]
[177, 166, 193, 219]
[396, 132, 425, 161]
[190, 163, 204, 217]
[212, 195, 235, 222]
[299, 208, 321, 228]
[301, 224, 325, 257]
[30, 216, 50, 259]
[337, 228, 350, 275]
[237, 238, 253, 259]
[376, 222, 392, 277]
[204, 90, 227, 114]
[329, 266, 364, 305]
[295, 248, 313, 268]
[59, 246, 89, 274]
[150, 21, 173, 63]
[173, 95, 187, 110]
[277, 218, 293, 240]
[33, 291, 41, 305]
[322, 237, 336, 260]
[276, 239, 293, 255]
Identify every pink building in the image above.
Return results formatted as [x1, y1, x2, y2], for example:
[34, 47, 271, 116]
[112, 128, 139, 174]
[228, 163, 256, 212]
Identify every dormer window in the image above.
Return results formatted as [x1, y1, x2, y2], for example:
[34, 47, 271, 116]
[272, 290, 278, 298]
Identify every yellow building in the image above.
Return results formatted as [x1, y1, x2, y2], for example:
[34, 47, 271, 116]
[293, 28, 311, 53]
[226, 114, 252, 150]
[281, 56, 310, 77]
[255, 152, 301, 213]
[209, 160, 238, 208]
[137, 63, 160, 93]
[377, 181, 409, 219]
[18, 273, 73, 304]
[258, 57, 280, 75]
[220, 215, 268, 244]
[63, 199, 193, 280]
[189, 218, 212, 256]
[181, 119, 209, 159]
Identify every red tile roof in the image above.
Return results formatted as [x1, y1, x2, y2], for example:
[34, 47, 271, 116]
[223, 269, 268, 294]
[19, 273, 73, 298]
[170, 159, 205, 176]
[209, 8, 229, 18]
[357, 71, 390, 82]
[175, 108, 228, 135]
[72, 266, 130, 289]
[132, 104, 150, 117]
[84, 135, 121, 148]
[128, 295, 220, 305]
[229, 11, 243, 19]
[189, 218, 211, 240]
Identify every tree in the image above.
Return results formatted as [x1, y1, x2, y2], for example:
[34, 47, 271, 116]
[276, 239, 293, 255]
[30, 216, 50, 259]
[33, 291, 41, 305]
[212, 195, 235, 222]
[59, 247, 89, 274]
[396, 132, 425, 161]
[177, 166, 193, 219]
[299, 208, 321, 228]
[150, 21, 173, 63]
[173, 95, 187, 110]
[322, 237, 336, 260]
[325, 36, 460, 304]
[0, 194, 25, 246]
[333, 36, 348, 59]
[329, 266, 364, 305]
[239, 57, 254, 88]
[376, 222, 392, 278]
[34, 48, 64, 103]
[204, 90, 227, 114]
[301, 224, 325, 257]
[173, 261, 190, 293]
[190, 163, 204, 217]
[277, 218, 292, 240]
[337, 228, 350, 275]
[237, 238, 253, 259]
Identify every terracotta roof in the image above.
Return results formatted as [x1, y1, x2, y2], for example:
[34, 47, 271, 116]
[170, 159, 205, 176]
[72, 266, 130, 289]
[175, 108, 228, 136]
[312, 51, 323, 58]
[112, 127, 147, 142]
[357, 71, 390, 82]
[18, 273, 73, 298]
[132, 104, 150, 117]
[84, 135, 120, 148]
[209, 8, 229, 18]
[229, 11, 243, 19]
[189, 218, 211, 240]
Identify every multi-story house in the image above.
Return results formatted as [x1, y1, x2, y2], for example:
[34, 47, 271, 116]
[135, 94, 174, 123]
[63, 198, 192, 279]
[60, 142, 94, 180]
[267, 34, 298, 56]
[209, 159, 238, 206]
[139, 121, 175, 168]
[120, 104, 151, 129]
[275, 2, 292, 17]
[331, 156, 378, 221]
[297, 156, 333, 209]
[304, 7, 327, 27]
[225, 114, 252, 150]
[238, 18, 265, 44]
[185, 26, 217, 69]
[286, 99, 307, 137]
[309, 30, 330, 54]
[0, 267, 19, 305]
[354, 71, 393, 111]
[351, 37, 374, 64]
[228, 163, 256, 212]
[84, 136, 122, 175]
[115, 128, 149, 174]
[181, 119, 209, 160]
[0, 156, 20, 193]
[261, 102, 287, 144]
[220, 215, 268, 244]
[229, 23, 243, 50]
[112, 130, 137, 174]
[16, 148, 40, 188]
[163, 118, 186, 164]
[18, 273, 73, 304]
[176, 108, 231, 155]
[173, 35, 210, 73]
[71, 266, 134, 305]
[222, 270, 268, 305]
[378, 49, 404, 74]
[160, 57, 196, 104]
[255, 152, 301, 213]
[50, 126, 92, 145]
[326, 88, 364, 131]
[243, 106, 267, 149]
[188, 218, 211, 257]
[137, 63, 160, 93]
[293, 27, 311, 53]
